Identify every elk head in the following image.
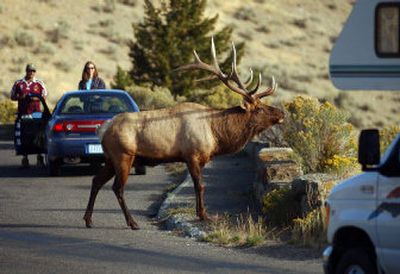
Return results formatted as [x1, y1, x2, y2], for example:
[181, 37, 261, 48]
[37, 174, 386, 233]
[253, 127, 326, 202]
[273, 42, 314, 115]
[178, 37, 284, 129]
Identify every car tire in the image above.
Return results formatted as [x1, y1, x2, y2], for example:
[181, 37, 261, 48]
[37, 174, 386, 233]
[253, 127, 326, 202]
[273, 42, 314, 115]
[135, 165, 146, 175]
[47, 158, 61, 177]
[335, 247, 377, 274]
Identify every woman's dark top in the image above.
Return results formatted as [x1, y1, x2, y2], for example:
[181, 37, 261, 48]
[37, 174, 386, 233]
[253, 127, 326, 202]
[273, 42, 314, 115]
[78, 77, 106, 90]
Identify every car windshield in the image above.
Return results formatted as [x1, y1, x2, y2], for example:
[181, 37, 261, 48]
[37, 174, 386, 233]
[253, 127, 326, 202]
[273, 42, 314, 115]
[59, 93, 132, 114]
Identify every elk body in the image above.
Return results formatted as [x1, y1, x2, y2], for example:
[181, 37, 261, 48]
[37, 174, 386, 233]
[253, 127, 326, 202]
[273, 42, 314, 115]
[83, 38, 285, 230]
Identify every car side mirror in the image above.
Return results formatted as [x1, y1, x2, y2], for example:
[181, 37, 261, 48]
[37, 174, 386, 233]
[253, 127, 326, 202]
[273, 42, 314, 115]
[358, 129, 380, 171]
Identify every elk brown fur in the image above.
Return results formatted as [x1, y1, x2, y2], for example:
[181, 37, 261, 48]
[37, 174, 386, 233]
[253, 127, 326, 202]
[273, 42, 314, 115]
[83, 39, 284, 230]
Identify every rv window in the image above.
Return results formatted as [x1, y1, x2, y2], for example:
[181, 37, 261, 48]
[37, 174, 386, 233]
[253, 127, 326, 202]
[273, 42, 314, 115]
[376, 4, 400, 57]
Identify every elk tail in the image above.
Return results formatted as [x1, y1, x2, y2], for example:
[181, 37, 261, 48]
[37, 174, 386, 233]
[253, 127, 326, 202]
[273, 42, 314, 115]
[97, 119, 113, 142]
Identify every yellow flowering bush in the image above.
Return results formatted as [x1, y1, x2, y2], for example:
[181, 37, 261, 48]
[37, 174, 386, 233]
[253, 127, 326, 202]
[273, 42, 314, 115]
[380, 125, 400, 154]
[262, 188, 299, 227]
[283, 96, 357, 175]
[0, 98, 17, 124]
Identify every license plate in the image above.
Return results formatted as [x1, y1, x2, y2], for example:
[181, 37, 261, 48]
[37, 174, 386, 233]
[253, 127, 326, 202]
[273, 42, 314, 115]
[87, 144, 103, 154]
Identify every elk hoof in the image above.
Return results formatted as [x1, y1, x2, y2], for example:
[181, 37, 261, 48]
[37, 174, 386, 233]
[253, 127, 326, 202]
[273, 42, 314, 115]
[128, 220, 140, 230]
[83, 216, 93, 228]
[199, 213, 210, 222]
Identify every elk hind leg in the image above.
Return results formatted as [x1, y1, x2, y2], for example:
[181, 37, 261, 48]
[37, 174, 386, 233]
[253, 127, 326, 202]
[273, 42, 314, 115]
[84, 159, 115, 228]
[112, 154, 139, 230]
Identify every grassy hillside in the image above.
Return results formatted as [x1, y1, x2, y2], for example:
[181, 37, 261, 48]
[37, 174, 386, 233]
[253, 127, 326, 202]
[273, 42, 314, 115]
[0, 0, 399, 128]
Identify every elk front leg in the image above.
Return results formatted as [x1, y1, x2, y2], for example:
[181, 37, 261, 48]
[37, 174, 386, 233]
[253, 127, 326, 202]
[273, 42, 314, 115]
[112, 154, 139, 230]
[187, 159, 208, 221]
[84, 159, 115, 228]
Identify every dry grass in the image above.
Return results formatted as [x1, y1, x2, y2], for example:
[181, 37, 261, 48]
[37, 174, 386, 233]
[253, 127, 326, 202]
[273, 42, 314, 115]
[204, 214, 275, 247]
[291, 208, 328, 249]
[1, 0, 398, 128]
[166, 206, 196, 218]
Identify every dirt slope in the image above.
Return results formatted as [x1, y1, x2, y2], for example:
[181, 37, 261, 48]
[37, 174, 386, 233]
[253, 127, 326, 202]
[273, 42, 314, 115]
[0, 0, 398, 128]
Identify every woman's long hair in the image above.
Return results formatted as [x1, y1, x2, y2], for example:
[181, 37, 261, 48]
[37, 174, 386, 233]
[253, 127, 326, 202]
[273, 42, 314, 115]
[81, 61, 99, 82]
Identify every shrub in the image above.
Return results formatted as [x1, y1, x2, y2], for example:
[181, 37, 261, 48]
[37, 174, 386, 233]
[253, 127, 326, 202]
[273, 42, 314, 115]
[14, 31, 35, 47]
[126, 85, 177, 110]
[103, 0, 116, 12]
[111, 66, 133, 90]
[186, 85, 242, 109]
[0, 34, 15, 48]
[380, 125, 400, 154]
[283, 96, 357, 175]
[53, 61, 72, 72]
[234, 7, 256, 22]
[46, 21, 70, 43]
[0, 99, 17, 124]
[117, 0, 136, 6]
[33, 42, 55, 55]
[291, 208, 327, 248]
[262, 188, 299, 227]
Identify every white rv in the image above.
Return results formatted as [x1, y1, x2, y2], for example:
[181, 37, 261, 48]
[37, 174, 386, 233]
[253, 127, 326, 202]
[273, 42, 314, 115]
[325, 1, 400, 274]
[330, 0, 400, 90]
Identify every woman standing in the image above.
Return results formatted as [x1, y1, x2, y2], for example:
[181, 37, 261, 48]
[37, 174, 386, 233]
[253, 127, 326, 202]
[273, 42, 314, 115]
[78, 61, 106, 90]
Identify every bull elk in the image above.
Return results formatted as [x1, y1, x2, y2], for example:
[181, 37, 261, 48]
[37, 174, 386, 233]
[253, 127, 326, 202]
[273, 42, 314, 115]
[83, 38, 284, 230]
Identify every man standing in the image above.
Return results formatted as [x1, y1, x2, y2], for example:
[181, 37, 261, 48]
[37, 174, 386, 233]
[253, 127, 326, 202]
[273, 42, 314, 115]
[10, 64, 48, 168]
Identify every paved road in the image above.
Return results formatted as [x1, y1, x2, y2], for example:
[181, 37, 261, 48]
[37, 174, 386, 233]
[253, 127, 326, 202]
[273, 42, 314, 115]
[0, 141, 322, 273]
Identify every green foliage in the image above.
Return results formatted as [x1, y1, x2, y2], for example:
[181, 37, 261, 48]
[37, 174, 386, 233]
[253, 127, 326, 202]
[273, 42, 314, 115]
[125, 85, 178, 110]
[262, 188, 299, 227]
[0, 98, 17, 124]
[380, 125, 400, 154]
[111, 66, 134, 90]
[185, 85, 242, 109]
[127, 0, 245, 97]
[283, 96, 357, 175]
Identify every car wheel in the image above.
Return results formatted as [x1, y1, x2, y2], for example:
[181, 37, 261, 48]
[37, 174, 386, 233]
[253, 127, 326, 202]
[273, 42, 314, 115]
[135, 165, 146, 175]
[335, 247, 377, 274]
[47, 158, 61, 176]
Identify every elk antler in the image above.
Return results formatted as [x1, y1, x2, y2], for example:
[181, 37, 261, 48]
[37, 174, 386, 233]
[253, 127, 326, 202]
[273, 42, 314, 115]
[178, 37, 277, 102]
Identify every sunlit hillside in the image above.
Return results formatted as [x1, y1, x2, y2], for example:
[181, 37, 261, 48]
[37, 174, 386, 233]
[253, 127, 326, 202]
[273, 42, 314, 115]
[1, 0, 399, 128]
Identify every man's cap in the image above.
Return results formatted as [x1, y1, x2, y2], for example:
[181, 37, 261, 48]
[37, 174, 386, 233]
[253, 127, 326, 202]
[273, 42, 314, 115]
[26, 64, 37, 71]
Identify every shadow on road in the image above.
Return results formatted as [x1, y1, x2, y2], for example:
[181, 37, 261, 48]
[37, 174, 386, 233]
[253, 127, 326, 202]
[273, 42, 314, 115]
[0, 164, 148, 179]
[0, 229, 289, 273]
[0, 164, 104, 178]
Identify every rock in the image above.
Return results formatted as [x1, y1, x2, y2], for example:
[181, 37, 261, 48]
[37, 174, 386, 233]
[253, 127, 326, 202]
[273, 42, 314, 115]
[258, 147, 295, 162]
[263, 161, 303, 184]
[253, 147, 303, 206]
[291, 173, 338, 217]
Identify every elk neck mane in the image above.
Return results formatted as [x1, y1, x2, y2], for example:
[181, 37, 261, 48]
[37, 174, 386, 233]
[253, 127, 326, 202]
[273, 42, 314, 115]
[210, 106, 257, 155]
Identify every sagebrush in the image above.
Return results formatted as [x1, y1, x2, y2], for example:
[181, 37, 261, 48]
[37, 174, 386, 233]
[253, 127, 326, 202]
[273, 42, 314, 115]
[283, 96, 357, 175]
[380, 125, 400, 154]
